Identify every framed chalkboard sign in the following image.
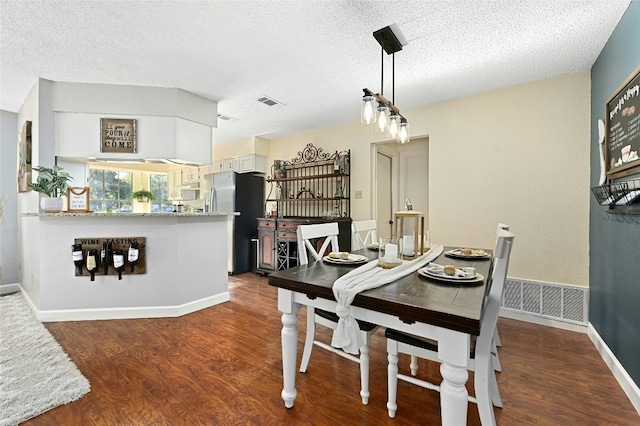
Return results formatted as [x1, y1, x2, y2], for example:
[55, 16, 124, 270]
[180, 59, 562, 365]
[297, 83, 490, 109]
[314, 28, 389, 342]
[606, 65, 640, 180]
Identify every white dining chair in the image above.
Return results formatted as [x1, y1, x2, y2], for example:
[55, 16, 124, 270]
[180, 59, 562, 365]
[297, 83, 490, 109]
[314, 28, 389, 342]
[386, 229, 515, 425]
[351, 220, 378, 250]
[492, 223, 509, 372]
[296, 222, 378, 405]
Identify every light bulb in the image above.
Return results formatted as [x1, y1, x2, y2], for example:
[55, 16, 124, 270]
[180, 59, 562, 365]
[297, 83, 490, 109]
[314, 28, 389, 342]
[397, 119, 410, 144]
[361, 95, 376, 125]
[375, 103, 389, 133]
[387, 113, 399, 139]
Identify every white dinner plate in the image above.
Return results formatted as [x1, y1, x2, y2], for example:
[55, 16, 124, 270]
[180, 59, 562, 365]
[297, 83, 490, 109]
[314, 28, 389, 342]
[444, 249, 490, 260]
[418, 268, 484, 284]
[322, 254, 368, 265]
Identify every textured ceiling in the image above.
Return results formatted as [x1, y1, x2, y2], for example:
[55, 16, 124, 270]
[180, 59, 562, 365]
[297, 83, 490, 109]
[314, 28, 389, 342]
[0, 0, 632, 145]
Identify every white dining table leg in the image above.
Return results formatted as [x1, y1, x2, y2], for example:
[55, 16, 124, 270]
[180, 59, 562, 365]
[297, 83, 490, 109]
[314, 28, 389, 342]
[438, 329, 470, 426]
[279, 289, 300, 408]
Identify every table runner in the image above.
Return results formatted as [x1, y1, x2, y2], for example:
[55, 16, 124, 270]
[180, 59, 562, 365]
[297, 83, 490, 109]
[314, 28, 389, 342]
[331, 244, 444, 354]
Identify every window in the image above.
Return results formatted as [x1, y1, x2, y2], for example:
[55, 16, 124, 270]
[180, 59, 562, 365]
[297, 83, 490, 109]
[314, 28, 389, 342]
[89, 169, 133, 213]
[149, 173, 173, 213]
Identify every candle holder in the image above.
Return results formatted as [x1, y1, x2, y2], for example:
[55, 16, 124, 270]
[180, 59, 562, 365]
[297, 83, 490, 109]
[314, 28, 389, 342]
[378, 237, 403, 269]
[394, 210, 425, 260]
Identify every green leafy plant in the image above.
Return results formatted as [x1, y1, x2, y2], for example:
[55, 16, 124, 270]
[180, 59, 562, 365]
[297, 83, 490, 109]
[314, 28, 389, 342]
[27, 165, 73, 198]
[130, 189, 155, 202]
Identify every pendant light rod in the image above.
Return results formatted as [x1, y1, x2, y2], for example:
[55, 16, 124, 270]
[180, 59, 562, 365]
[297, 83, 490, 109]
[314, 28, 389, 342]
[381, 45, 384, 97]
[392, 52, 395, 105]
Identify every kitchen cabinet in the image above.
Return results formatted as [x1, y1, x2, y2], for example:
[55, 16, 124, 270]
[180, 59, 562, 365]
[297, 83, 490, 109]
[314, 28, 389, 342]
[257, 219, 277, 272]
[181, 166, 200, 184]
[210, 162, 222, 173]
[221, 159, 234, 172]
[257, 217, 352, 272]
[234, 154, 268, 174]
[168, 169, 182, 200]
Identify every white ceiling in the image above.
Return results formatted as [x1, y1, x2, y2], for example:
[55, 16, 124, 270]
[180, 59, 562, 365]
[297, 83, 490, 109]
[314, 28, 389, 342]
[0, 0, 632, 145]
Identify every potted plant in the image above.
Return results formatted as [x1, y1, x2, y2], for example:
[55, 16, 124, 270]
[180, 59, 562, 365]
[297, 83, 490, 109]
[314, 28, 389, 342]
[28, 165, 73, 213]
[130, 189, 155, 203]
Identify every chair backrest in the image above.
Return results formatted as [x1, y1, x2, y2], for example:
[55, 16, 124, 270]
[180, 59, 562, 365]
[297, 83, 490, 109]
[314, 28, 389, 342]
[297, 222, 340, 265]
[477, 229, 514, 353]
[351, 220, 378, 250]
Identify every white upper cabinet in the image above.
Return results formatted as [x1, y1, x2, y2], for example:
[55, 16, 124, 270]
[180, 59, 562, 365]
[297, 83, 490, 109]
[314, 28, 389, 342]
[181, 166, 200, 184]
[234, 154, 267, 174]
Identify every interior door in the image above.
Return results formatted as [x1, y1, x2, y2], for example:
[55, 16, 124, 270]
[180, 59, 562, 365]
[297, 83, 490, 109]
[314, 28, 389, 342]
[376, 152, 393, 238]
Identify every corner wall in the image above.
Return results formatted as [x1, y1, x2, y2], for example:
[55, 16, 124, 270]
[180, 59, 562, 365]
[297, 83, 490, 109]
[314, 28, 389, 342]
[0, 110, 20, 285]
[590, 1, 640, 387]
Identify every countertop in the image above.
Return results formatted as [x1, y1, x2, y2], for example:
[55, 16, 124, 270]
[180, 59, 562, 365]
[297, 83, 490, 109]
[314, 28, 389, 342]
[23, 212, 239, 217]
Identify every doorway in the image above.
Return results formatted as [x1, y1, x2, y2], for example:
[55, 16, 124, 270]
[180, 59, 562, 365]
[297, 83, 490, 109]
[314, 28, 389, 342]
[373, 137, 429, 238]
[376, 151, 393, 238]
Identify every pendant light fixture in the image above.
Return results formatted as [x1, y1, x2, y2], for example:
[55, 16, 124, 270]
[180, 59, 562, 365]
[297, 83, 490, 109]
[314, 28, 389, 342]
[361, 25, 410, 144]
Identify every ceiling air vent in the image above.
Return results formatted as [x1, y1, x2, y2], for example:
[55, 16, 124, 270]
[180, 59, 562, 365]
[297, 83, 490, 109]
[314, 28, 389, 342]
[257, 95, 285, 109]
[217, 113, 238, 122]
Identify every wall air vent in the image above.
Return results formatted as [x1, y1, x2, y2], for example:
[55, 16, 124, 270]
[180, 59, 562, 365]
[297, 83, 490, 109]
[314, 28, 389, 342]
[502, 278, 589, 326]
[257, 96, 285, 109]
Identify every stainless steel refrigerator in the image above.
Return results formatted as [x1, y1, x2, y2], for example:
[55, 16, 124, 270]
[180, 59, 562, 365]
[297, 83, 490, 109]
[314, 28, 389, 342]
[203, 171, 264, 274]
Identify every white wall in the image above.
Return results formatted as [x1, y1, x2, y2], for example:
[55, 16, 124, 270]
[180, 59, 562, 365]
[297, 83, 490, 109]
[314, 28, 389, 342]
[266, 72, 591, 288]
[24, 215, 229, 315]
[0, 110, 20, 285]
[52, 81, 215, 164]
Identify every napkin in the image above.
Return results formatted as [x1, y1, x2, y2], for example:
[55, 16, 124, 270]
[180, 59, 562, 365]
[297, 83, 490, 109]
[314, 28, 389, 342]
[427, 262, 476, 278]
[330, 244, 444, 354]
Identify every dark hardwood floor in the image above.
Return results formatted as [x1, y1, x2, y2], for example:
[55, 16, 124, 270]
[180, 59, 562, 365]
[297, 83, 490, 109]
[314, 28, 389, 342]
[22, 272, 638, 425]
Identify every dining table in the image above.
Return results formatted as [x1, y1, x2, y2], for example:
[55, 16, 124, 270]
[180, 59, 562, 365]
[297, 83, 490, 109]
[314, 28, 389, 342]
[268, 246, 494, 426]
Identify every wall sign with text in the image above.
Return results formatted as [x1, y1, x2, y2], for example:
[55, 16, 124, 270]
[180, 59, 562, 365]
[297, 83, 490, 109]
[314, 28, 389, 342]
[100, 118, 137, 153]
[606, 65, 640, 180]
[66, 187, 91, 212]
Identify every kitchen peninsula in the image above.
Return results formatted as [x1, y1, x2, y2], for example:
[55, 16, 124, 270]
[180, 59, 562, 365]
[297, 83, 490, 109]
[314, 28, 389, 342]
[21, 211, 237, 322]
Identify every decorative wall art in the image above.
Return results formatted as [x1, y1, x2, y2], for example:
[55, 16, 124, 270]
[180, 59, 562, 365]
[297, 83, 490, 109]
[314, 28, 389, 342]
[100, 118, 137, 153]
[17, 121, 32, 192]
[605, 65, 640, 180]
[66, 187, 91, 212]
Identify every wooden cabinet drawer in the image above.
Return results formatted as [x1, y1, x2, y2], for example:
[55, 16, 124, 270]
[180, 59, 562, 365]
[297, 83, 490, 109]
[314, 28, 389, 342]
[277, 230, 297, 240]
[277, 221, 299, 230]
[258, 220, 276, 230]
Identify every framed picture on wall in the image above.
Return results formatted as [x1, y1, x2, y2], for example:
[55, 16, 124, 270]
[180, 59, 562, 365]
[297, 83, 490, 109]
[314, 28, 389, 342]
[100, 118, 137, 153]
[17, 121, 32, 192]
[605, 65, 640, 180]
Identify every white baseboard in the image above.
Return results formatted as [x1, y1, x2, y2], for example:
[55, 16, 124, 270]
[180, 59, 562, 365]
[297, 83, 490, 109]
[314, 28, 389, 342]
[0, 282, 21, 295]
[500, 308, 587, 333]
[587, 323, 640, 416]
[16, 289, 231, 322]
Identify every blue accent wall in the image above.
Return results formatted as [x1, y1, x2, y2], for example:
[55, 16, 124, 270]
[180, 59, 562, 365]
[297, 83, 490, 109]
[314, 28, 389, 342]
[590, 1, 640, 386]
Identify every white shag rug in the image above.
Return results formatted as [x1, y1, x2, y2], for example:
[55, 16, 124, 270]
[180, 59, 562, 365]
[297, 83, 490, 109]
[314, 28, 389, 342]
[0, 293, 90, 425]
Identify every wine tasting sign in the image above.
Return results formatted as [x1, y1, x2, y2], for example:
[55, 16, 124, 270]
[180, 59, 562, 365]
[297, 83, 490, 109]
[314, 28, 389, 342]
[100, 118, 137, 153]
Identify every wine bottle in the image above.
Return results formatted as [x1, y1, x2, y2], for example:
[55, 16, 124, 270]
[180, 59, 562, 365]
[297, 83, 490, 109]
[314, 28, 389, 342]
[333, 151, 340, 173]
[101, 242, 109, 274]
[72, 244, 83, 275]
[128, 242, 139, 272]
[86, 249, 98, 281]
[113, 249, 125, 280]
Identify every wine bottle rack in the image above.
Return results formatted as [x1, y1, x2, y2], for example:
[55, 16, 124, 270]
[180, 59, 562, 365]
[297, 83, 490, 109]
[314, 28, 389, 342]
[73, 237, 146, 277]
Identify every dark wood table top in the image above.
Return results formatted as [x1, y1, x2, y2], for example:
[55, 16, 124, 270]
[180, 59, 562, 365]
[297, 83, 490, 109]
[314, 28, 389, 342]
[268, 247, 493, 336]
